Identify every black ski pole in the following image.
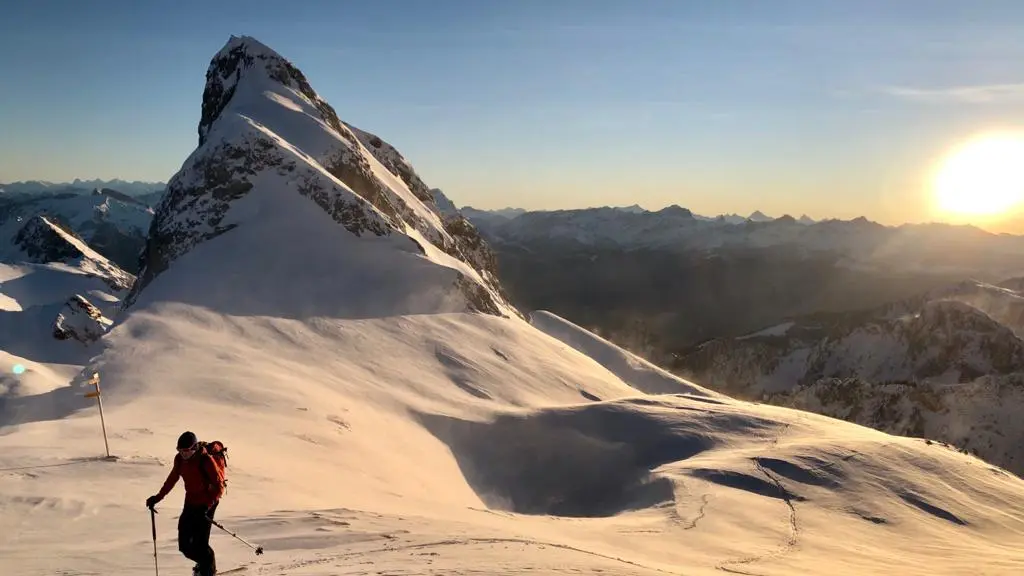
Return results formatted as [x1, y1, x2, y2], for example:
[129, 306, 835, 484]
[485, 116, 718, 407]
[206, 516, 264, 555]
[149, 506, 160, 576]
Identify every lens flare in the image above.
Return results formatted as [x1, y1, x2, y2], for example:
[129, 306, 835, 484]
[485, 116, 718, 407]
[12, 364, 26, 375]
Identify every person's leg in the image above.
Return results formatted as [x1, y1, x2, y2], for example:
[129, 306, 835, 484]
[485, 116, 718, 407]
[177, 505, 201, 569]
[195, 502, 218, 576]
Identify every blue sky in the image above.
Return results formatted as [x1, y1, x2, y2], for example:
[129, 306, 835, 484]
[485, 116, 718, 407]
[3, 1, 1024, 228]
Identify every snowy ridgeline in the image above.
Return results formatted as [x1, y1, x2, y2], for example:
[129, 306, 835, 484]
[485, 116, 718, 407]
[0, 35, 1022, 576]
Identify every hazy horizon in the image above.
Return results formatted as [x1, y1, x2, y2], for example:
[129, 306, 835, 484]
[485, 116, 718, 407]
[3, 1, 1024, 231]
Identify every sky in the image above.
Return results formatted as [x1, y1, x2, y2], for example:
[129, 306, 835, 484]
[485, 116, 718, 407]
[3, 1, 1024, 230]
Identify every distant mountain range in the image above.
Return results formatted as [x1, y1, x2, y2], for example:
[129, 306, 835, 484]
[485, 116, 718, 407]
[460, 204, 818, 230]
[0, 179, 165, 196]
[1, 186, 156, 273]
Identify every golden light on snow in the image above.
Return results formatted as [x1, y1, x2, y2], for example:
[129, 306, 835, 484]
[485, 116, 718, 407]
[931, 131, 1024, 220]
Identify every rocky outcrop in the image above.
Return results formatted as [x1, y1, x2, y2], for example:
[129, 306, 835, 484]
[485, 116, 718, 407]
[53, 294, 112, 343]
[1, 189, 152, 273]
[673, 292, 1024, 399]
[769, 374, 1024, 477]
[669, 285, 1024, 477]
[13, 215, 82, 263]
[10, 215, 135, 293]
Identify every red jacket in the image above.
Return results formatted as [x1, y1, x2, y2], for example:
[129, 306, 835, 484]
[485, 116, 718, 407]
[155, 451, 225, 507]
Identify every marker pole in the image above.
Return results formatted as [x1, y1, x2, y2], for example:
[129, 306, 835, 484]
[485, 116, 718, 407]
[84, 372, 110, 458]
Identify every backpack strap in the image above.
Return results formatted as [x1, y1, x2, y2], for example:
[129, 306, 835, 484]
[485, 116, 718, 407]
[196, 445, 219, 495]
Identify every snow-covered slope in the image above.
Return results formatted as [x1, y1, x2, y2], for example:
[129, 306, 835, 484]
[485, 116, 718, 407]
[4, 303, 1024, 574]
[529, 310, 722, 398]
[3, 36, 1024, 576]
[0, 217, 134, 405]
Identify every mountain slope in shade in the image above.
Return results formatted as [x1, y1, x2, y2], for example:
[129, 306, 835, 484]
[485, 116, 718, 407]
[4, 215, 134, 293]
[673, 281, 1024, 397]
[0, 189, 153, 272]
[769, 374, 1024, 476]
[0, 217, 134, 394]
[672, 281, 1024, 477]
[126, 36, 513, 320]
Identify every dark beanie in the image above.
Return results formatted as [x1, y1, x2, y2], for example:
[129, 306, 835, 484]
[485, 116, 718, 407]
[177, 431, 197, 449]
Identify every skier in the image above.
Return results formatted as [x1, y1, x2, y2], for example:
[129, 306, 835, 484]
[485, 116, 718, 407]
[146, 431, 226, 576]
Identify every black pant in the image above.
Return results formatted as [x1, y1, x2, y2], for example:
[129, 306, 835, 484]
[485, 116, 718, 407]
[178, 502, 218, 575]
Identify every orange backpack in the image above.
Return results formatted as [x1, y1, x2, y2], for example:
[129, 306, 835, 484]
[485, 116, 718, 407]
[198, 440, 228, 495]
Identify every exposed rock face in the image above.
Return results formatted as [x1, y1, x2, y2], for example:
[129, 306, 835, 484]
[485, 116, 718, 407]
[125, 35, 518, 318]
[769, 374, 1024, 477]
[667, 283, 1024, 478]
[13, 215, 82, 263]
[673, 296, 1024, 398]
[2, 189, 151, 273]
[349, 125, 513, 311]
[11, 215, 134, 293]
[53, 294, 112, 343]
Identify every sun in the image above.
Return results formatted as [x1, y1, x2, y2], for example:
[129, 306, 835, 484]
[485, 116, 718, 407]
[931, 131, 1024, 220]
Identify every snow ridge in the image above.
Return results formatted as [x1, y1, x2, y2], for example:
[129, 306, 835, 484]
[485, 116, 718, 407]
[9, 215, 134, 292]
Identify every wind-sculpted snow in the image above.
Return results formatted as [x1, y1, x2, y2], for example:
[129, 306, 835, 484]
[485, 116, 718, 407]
[530, 310, 722, 398]
[4, 300, 1024, 574]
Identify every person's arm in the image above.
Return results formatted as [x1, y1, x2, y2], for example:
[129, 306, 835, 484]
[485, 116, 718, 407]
[154, 455, 182, 501]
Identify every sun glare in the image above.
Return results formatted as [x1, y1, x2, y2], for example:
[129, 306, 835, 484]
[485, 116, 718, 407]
[932, 132, 1024, 219]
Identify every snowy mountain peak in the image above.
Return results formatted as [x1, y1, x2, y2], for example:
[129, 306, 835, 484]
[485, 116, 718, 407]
[9, 215, 134, 292]
[12, 215, 84, 264]
[198, 35, 323, 145]
[429, 188, 460, 218]
[126, 36, 516, 319]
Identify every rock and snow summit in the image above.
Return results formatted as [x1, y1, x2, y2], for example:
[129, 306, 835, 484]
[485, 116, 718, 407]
[126, 35, 513, 320]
